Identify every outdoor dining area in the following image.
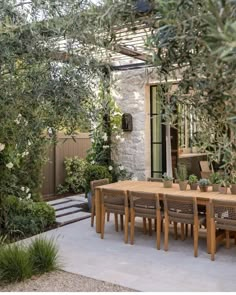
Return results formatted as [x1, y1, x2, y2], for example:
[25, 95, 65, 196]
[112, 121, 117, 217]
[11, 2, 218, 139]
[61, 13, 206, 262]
[91, 178, 236, 261]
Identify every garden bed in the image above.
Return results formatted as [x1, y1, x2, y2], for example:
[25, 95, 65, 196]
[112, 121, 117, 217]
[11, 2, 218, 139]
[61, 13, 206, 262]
[0, 270, 135, 292]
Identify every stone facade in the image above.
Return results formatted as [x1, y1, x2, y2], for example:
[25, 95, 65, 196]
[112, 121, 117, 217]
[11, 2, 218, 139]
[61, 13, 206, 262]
[111, 67, 159, 180]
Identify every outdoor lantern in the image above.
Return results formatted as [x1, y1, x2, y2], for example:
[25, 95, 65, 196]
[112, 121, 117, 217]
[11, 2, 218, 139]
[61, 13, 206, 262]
[122, 113, 133, 132]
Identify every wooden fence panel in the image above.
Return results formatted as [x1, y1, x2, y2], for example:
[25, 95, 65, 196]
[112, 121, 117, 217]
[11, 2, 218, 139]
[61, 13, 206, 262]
[41, 133, 91, 197]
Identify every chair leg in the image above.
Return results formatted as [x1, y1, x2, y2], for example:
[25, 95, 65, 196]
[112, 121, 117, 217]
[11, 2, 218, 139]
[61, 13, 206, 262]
[148, 218, 152, 236]
[107, 212, 110, 222]
[225, 230, 230, 249]
[234, 233, 236, 245]
[161, 219, 163, 233]
[91, 197, 95, 227]
[130, 208, 135, 245]
[174, 222, 178, 240]
[210, 218, 216, 261]
[124, 208, 129, 244]
[143, 218, 147, 234]
[114, 213, 119, 232]
[120, 215, 124, 231]
[181, 223, 185, 241]
[156, 212, 161, 250]
[164, 214, 169, 251]
[155, 218, 157, 232]
[185, 224, 188, 237]
[101, 205, 106, 239]
[191, 224, 193, 237]
[194, 221, 199, 257]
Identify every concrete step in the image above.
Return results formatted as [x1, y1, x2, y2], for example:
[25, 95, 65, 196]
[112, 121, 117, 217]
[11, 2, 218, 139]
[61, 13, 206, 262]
[52, 200, 84, 211]
[47, 198, 71, 206]
[56, 211, 91, 226]
[67, 195, 87, 203]
[55, 207, 83, 218]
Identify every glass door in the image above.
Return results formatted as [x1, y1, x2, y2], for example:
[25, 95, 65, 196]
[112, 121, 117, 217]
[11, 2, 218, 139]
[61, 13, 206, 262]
[150, 85, 166, 178]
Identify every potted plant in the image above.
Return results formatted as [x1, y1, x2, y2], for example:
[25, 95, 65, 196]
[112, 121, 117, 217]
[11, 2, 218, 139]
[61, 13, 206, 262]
[188, 174, 198, 190]
[219, 179, 229, 194]
[230, 173, 236, 195]
[175, 164, 188, 191]
[198, 178, 210, 192]
[209, 172, 221, 192]
[162, 173, 173, 188]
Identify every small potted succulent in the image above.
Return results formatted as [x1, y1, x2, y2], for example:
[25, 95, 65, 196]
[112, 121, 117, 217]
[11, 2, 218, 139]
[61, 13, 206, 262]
[162, 173, 173, 188]
[230, 174, 236, 195]
[199, 178, 210, 192]
[188, 174, 198, 190]
[175, 164, 188, 191]
[219, 178, 229, 194]
[209, 172, 221, 192]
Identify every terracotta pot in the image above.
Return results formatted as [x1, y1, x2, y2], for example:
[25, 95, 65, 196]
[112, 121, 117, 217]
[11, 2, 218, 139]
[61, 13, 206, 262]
[163, 180, 173, 188]
[199, 186, 208, 192]
[219, 186, 228, 194]
[230, 184, 236, 195]
[190, 183, 198, 190]
[179, 181, 188, 191]
[212, 183, 220, 192]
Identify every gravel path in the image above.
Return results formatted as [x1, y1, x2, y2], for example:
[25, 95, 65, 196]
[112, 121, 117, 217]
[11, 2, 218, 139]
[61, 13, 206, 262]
[0, 270, 136, 292]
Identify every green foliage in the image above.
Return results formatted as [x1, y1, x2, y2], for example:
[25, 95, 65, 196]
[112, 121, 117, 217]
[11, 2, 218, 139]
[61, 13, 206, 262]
[29, 237, 60, 274]
[0, 237, 60, 283]
[0, 244, 32, 283]
[199, 179, 210, 187]
[3, 196, 55, 238]
[162, 173, 173, 181]
[209, 172, 221, 184]
[188, 174, 198, 184]
[84, 164, 112, 193]
[175, 164, 188, 181]
[58, 157, 88, 194]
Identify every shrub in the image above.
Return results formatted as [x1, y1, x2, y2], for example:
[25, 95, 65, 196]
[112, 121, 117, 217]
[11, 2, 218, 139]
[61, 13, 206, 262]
[188, 174, 198, 184]
[84, 164, 112, 193]
[29, 237, 60, 274]
[175, 164, 188, 181]
[199, 178, 210, 187]
[4, 196, 55, 238]
[0, 244, 32, 283]
[57, 157, 88, 194]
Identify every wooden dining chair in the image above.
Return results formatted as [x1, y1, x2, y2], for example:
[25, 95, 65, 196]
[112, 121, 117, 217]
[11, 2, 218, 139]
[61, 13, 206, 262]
[90, 179, 109, 227]
[128, 191, 163, 249]
[163, 194, 206, 257]
[210, 199, 236, 261]
[100, 188, 129, 243]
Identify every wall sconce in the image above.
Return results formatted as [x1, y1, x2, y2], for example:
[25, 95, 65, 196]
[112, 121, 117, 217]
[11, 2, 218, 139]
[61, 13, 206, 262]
[122, 113, 133, 132]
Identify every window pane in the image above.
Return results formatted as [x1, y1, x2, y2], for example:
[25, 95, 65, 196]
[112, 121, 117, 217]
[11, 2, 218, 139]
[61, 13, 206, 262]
[152, 144, 162, 172]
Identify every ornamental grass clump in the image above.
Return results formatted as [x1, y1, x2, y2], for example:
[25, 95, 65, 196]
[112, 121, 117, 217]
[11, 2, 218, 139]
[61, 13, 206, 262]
[29, 237, 60, 274]
[0, 244, 32, 283]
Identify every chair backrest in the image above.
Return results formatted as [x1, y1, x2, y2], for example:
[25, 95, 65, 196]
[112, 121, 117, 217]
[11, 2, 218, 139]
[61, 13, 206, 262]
[101, 188, 128, 214]
[164, 194, 197, 224]
[210, 199, 236, 230]
[147, 177, 163, 182]
[128, 191, 160, 218]
[199, 161, 211, 172]
[90, 179, 109, 196]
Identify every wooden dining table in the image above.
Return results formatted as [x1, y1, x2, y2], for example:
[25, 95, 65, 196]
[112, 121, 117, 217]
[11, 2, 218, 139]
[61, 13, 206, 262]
[95, 180, 236, 254]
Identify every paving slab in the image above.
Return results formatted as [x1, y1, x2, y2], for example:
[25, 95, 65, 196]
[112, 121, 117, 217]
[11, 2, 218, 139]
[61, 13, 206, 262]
[47, 198, 71, 206]
[56, 211, 91, 225]
[67, 195, 87, 203]
[53, 200, 84, 211]
[37, 216, 236, 292]
[55, 207, 83, 217]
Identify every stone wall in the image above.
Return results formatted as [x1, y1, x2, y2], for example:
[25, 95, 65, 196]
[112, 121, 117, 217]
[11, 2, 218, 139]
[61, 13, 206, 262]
[111, 68, 158, 180]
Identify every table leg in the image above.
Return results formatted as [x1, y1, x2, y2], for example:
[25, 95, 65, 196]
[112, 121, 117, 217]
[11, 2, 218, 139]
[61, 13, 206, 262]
[206, 203, 211, 254]
[95, 188, 102, 233]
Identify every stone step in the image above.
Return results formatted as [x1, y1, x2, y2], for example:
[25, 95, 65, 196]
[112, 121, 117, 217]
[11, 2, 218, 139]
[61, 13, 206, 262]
[56, 211, 91, 226]
[47, 198, 71, 206]
[67, 194, 87, 203]
[52, 200, 84, 211]
[55, 207, 83, 218]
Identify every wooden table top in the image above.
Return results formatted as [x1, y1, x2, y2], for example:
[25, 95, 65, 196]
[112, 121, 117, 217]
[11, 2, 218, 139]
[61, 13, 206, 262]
[97, 180, 236, 202]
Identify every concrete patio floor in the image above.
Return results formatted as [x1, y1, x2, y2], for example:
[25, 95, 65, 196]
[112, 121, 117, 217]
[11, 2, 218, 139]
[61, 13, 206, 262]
[40, 217, 236, 292]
